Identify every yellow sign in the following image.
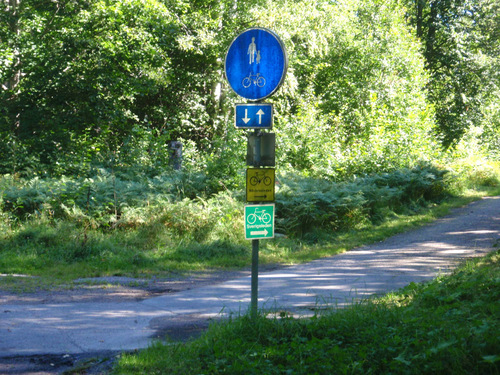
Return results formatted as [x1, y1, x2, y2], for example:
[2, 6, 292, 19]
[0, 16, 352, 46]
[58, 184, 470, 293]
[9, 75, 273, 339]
[246, 168, 275, 202]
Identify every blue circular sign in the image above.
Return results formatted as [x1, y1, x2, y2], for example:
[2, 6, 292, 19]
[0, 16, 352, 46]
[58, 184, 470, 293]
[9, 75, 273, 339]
[225, 28, 287, 101]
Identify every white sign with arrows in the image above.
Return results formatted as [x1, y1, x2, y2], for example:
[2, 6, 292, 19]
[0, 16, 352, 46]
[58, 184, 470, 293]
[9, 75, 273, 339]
[235, 103, 273, 129]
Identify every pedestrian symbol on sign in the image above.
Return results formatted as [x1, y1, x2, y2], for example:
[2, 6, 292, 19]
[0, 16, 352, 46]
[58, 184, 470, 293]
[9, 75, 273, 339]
[248, 37, 258, 64]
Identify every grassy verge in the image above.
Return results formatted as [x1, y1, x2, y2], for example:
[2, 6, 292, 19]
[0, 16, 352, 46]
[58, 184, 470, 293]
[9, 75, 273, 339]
[113, 250, 500, 375]
[1, 187, 499, 292]
[0, 163, 499, 291]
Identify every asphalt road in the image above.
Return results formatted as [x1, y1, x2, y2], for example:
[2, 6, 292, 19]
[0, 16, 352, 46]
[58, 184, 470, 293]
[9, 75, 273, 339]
[1, 196, 499, 373]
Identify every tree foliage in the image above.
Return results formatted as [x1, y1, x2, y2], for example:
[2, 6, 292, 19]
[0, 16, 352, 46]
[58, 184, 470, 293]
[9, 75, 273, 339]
[251, 0, 438, 177]
[0, 0, 256, 175]
[0, 0, 498, 179]
[406, 0, 500, 148]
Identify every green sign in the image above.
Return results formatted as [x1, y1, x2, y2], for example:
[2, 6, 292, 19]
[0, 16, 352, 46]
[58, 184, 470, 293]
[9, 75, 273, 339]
[244, 204, 275, 240]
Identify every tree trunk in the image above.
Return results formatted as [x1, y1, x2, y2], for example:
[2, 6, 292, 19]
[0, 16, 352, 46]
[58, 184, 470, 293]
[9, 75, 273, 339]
[416, 0, 424, 38]
[7, 0, 21, 92]
[425, 1, 437, 66]
[5, 0, 21, 173]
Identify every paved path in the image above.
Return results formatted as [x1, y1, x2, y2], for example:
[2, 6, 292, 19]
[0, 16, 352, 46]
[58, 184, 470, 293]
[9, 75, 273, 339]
[1, 197, 499, 357]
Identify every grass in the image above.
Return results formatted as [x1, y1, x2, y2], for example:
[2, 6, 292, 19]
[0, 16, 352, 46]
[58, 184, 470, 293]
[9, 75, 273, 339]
[112, 250, 500, 374]
[0, 183, 499, 292]
[0, 161, 499, 292]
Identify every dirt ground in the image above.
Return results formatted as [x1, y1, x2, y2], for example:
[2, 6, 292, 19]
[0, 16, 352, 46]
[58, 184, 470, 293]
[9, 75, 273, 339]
[0, 267, 280, 375]
[0, 269, 253, 305]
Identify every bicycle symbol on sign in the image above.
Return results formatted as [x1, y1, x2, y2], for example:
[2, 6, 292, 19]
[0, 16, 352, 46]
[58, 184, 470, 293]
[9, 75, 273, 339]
[242, 73, 266, 88]
[249, 171, 272, 186]
[246, 208, 272, 225]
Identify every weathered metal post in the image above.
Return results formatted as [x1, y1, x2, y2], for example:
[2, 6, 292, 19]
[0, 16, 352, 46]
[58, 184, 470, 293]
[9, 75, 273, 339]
[251, 238, 259, 319]
[250, 129, 261, 319]
[169, 141, 182, 170]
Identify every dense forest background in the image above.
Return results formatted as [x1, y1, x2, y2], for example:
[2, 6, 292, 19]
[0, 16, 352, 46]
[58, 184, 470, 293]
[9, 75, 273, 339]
[1, 0, 498, 182]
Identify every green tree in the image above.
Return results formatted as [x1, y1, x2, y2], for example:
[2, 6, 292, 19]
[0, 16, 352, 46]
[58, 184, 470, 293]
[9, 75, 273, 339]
[1, 0, 461, 180]
[407, 0, 500, 148]
[1, 0, 180, 173]
[247, 0, 438, 177]
[0, 0, 260, 175]
[0, 0, 22, 173]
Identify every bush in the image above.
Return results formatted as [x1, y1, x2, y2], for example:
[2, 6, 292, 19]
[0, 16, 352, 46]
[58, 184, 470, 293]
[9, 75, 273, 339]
[447, 159, 500, 194]
[0, 164, 452, 242]
[276, 164, 450, 236]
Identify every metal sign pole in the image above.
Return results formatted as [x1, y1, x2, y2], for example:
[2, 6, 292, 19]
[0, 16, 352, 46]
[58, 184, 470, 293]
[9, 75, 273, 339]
[250, 128, 261, 318]
[251, 238, 259, 319]
[225, 28, 287, 320]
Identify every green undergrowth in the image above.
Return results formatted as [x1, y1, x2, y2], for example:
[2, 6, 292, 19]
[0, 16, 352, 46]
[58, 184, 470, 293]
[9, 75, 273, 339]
[113, 250, 500, 375]
[0, 162, 499, 287]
